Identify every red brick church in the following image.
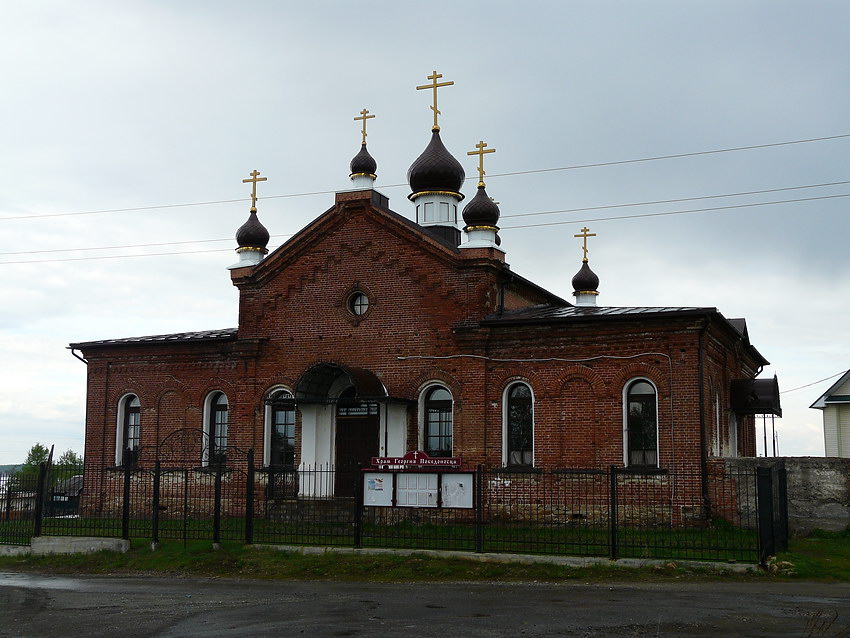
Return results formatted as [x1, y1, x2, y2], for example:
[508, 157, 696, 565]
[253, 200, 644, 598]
[71, 75, 774, 494]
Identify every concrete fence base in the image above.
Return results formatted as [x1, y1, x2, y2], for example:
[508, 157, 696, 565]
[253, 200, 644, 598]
[30, 536, 130, 556]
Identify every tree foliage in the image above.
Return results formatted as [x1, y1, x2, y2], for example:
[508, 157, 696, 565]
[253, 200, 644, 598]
[56, 449, 83, 467]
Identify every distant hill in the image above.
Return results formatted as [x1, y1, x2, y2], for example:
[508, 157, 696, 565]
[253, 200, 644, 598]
[0, 465, 22, 474]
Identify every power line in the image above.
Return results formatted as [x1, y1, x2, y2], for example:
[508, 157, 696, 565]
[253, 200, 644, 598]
[2, 132, 848, 222]
[499, 179, 850, 219]
[3, 189, 845, 265]
[0, 248, 234, 265]
[780, 370, 846, 394]
[2, 179, 847, 258]
[2, 191, 847, 265]
[0, 234, 294, 256]
[487, 133, 850, 179]
[501, 192, 850, 230]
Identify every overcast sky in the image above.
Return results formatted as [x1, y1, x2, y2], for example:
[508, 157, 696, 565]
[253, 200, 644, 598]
[1, 1, 848, 464]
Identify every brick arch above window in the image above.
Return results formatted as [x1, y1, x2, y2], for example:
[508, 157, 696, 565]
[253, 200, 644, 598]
[109, 387, 148, 410]
[489, 369, 548, 399]
[555, 365, 606, 397]
[197, 379, 236, 410]
[609, 361, 668, 398]
[409, 370, 463, 403]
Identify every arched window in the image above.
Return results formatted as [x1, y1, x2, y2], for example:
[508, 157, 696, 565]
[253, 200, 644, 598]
[714, 391, 722, 456]
[505, 383, 533, 467]
[207, 392, 228, 464]
[424, 386, 452, 458]
[267, 389, 296, 467]
[625, 379, 658, 467]
[728, 412, 738, 457]
[118, 394, 140, 466]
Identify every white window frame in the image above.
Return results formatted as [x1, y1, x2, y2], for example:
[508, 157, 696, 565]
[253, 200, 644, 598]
[622, 378, 660, 468]
[202, 391, 228, 466]
[713, 391, 722, 456]
[115, 392, 139, 466]
[418, 383, 454, 457]
[502, 381, 535, 467]
[728, 412, 739, 457]
[263, 386, 295, 467]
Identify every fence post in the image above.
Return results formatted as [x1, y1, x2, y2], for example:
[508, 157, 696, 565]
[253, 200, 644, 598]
[244, 449, 254, 545]
[354, 466, 364, 549]
[475, 464, 484, 553]
[122, 448, 131, 541]
[213, 462, 222, 546]
[33, 461, 48, 537]
[151, 459, 161, 549]
[609, 466, 619, 560]
[775, 465, 789, 552]
[756, 466, 775, 566]
[3, 474, 12, 523]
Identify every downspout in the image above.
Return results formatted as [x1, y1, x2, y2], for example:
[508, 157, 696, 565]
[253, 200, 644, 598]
[697, 319, 710, 519]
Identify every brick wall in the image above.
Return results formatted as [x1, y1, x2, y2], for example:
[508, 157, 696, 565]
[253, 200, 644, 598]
[77, 191, 764, 493]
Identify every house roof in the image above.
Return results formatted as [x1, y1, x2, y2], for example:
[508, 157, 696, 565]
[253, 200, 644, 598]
[482, 304, 769, 366]
[70, 328, 238, 349]
[810, 369, 850, 409]
[482, 304, 711, 324]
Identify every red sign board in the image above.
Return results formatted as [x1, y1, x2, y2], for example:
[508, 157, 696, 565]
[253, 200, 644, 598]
[371, 450, 462, 469]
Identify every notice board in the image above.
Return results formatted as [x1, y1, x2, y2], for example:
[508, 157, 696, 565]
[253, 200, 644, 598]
[363, 472, 393, 507]
[395, 472, 438, 507]
[440, 473, 473, 509]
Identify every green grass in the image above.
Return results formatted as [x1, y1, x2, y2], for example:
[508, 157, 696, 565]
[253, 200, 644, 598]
[774, 528, 850, 581]
[1, 530, 846, 581]
[1, 516, 759, 562]
[0, 538, 766, 583]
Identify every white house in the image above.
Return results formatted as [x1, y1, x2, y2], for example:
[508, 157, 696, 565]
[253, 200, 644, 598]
[811, 369, 850, 458]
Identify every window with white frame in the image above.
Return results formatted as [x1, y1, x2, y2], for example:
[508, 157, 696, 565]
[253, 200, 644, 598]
[423, 386, 452, 457]
[728, 412, 738, 457]
[117, 394, 140, 466]
[625, 379, 658, 467]
[714, 391, 722, 456]
[267, 389, 296, 467]
[505, 383, 533, 467]
[207, 392, 228, 464]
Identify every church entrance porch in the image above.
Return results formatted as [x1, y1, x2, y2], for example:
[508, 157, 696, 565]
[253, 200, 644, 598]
[294, 362, 408, 497]
[333, 397, 379, 497]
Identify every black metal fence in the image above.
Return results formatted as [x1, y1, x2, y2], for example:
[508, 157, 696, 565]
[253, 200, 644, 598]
[0, 458, 788, 565]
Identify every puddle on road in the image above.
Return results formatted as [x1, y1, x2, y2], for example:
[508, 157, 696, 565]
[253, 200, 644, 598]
[0, 572, 82, 590]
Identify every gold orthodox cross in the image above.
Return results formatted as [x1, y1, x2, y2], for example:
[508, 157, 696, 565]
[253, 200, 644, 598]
[242, 169, 267, 211]
[354, 108, 375, 145]
[416, 70, 454, 131]
[467, 140, 496, 187]
[574, 226, 597, 262]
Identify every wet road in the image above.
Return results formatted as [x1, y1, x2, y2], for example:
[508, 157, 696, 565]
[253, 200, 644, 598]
[0, 572, 848, 637]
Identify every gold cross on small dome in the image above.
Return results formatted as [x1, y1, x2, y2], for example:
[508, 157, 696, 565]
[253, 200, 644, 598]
[354, 108, 375, 145]
[416, 70, 454, 131]
[242, 169, 267, 211]
[574, 226, 597, 262]
[467, 140, 496, 187]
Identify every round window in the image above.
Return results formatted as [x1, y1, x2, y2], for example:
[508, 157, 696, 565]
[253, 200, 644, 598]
[348, 292, 369, 316]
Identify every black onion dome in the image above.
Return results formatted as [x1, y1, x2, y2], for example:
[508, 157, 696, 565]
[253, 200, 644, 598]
[236, 210, 270, 250]
[571, 261, 600, 293]
[407, 130, 465, 195]
[462, 185, 500, 228]
[350, 143, 377, 176]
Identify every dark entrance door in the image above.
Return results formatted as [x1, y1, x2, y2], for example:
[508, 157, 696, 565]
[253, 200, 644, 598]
[334, 396, 379, 497]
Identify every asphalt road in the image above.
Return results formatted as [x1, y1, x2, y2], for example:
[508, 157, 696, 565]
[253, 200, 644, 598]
[0, 573, 848, 637]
